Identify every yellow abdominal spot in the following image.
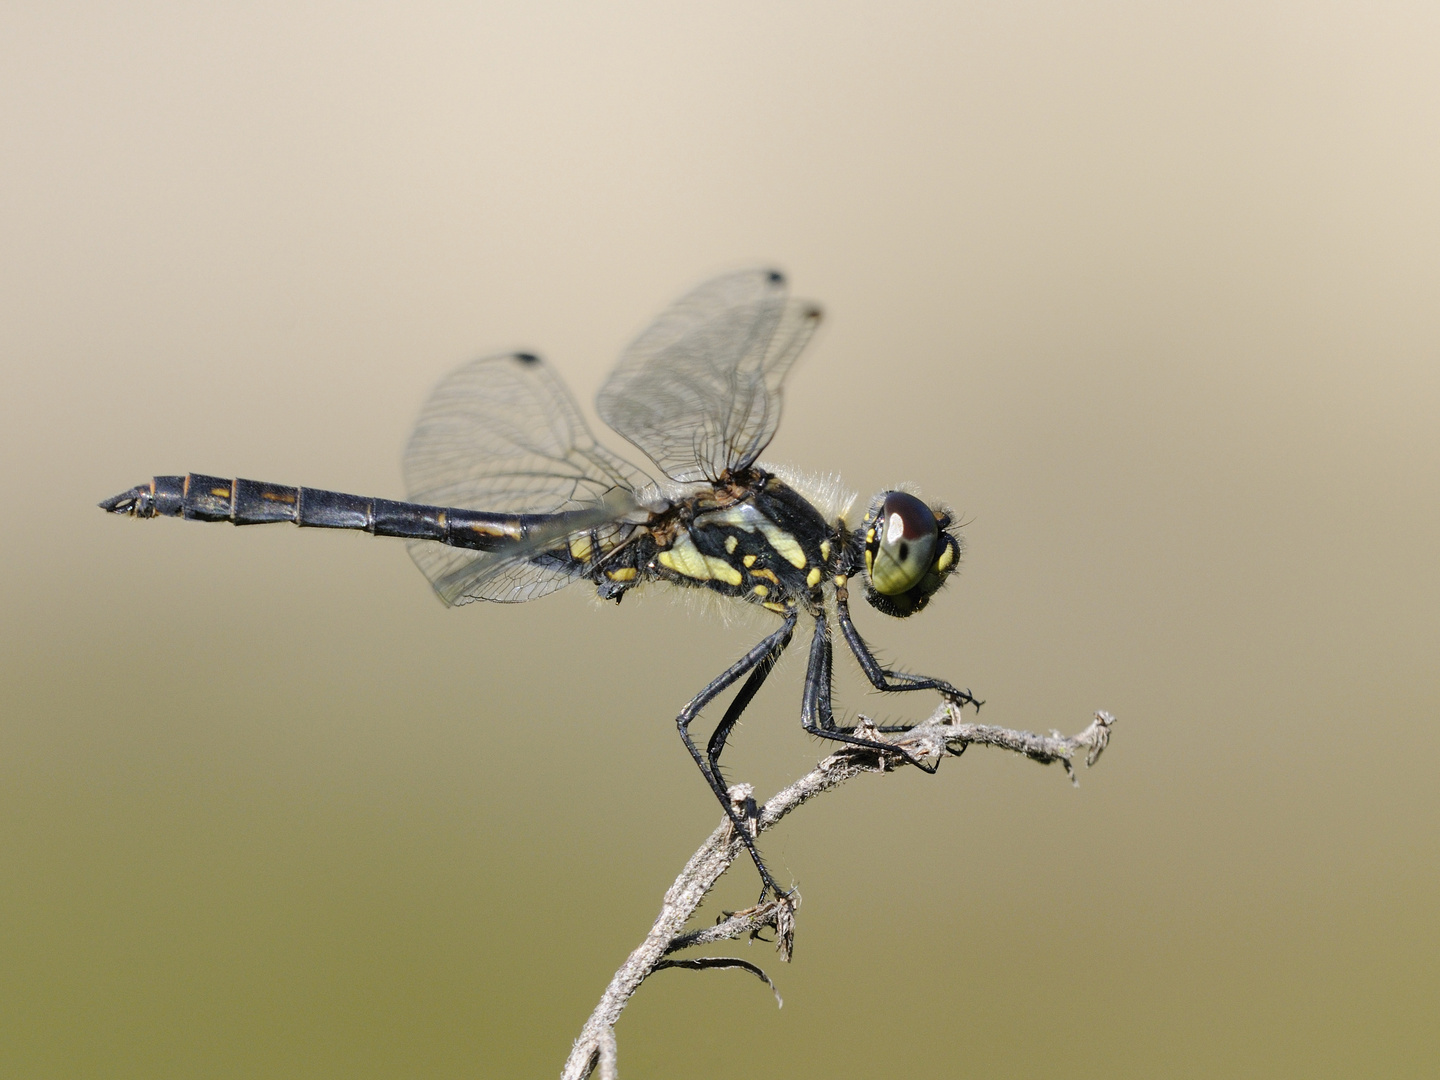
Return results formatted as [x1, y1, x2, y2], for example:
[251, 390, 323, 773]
[466, 522, 508, 537]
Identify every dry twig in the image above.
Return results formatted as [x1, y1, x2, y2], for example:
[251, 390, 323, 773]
[561, 705, 1116, 1080]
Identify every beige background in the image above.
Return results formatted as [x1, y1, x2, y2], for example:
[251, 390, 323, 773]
[3, 3, 1437, 1077]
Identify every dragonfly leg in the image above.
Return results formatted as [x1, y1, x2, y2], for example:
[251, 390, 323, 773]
[834, 586, 982, 714]
[705, 625, 789, 777]
[703, 649, 781, 841]
[676, 609, 798, 900]
[800, 614, 941, 774]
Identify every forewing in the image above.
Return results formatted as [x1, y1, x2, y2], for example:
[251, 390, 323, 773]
[595, 269, 822, 483]
[402, 351, 649, 605]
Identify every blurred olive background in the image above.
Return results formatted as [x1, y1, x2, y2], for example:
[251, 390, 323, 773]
[3, 3, 1438, 1077]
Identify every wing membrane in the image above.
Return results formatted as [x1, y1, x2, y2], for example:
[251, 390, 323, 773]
[402, 351, 650, 605]
[596, 269, 822, 483]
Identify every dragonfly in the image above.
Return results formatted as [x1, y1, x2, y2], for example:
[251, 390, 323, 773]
[101, 268, 979, 900]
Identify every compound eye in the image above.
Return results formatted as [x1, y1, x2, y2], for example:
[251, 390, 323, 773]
[868, 491, 939, 595]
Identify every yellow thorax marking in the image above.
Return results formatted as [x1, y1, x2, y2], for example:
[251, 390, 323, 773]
[806, 567, 822, 588]
[695, 505, 808, 569]
[606, 567, 637, 582]
[657, 534, 742, 586]
[756, 519, 808, 569]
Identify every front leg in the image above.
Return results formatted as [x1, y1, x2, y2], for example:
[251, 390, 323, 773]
[834, 582, 982, 713]
[799, 614, 940, 774]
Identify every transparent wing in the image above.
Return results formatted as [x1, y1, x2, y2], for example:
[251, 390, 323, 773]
[408, 504, 639, 606]
[402, 351, 651, 605]
[411, 546, 579, 606]
[404, 350, 649, 512]
[595, 268, 822, 483]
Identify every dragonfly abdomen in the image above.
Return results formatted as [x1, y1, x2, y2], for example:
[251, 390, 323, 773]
[100, 473, 531, 552]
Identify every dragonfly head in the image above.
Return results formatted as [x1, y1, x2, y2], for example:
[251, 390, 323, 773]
[856, 490, 961, 618]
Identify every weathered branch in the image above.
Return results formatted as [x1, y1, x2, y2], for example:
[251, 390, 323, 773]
[560, 706, 1116, 1080]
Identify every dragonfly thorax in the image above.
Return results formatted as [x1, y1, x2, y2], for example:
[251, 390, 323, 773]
[629, 469, 840, 613]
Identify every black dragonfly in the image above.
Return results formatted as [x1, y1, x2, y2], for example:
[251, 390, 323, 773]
[102, 268, 979, 900]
